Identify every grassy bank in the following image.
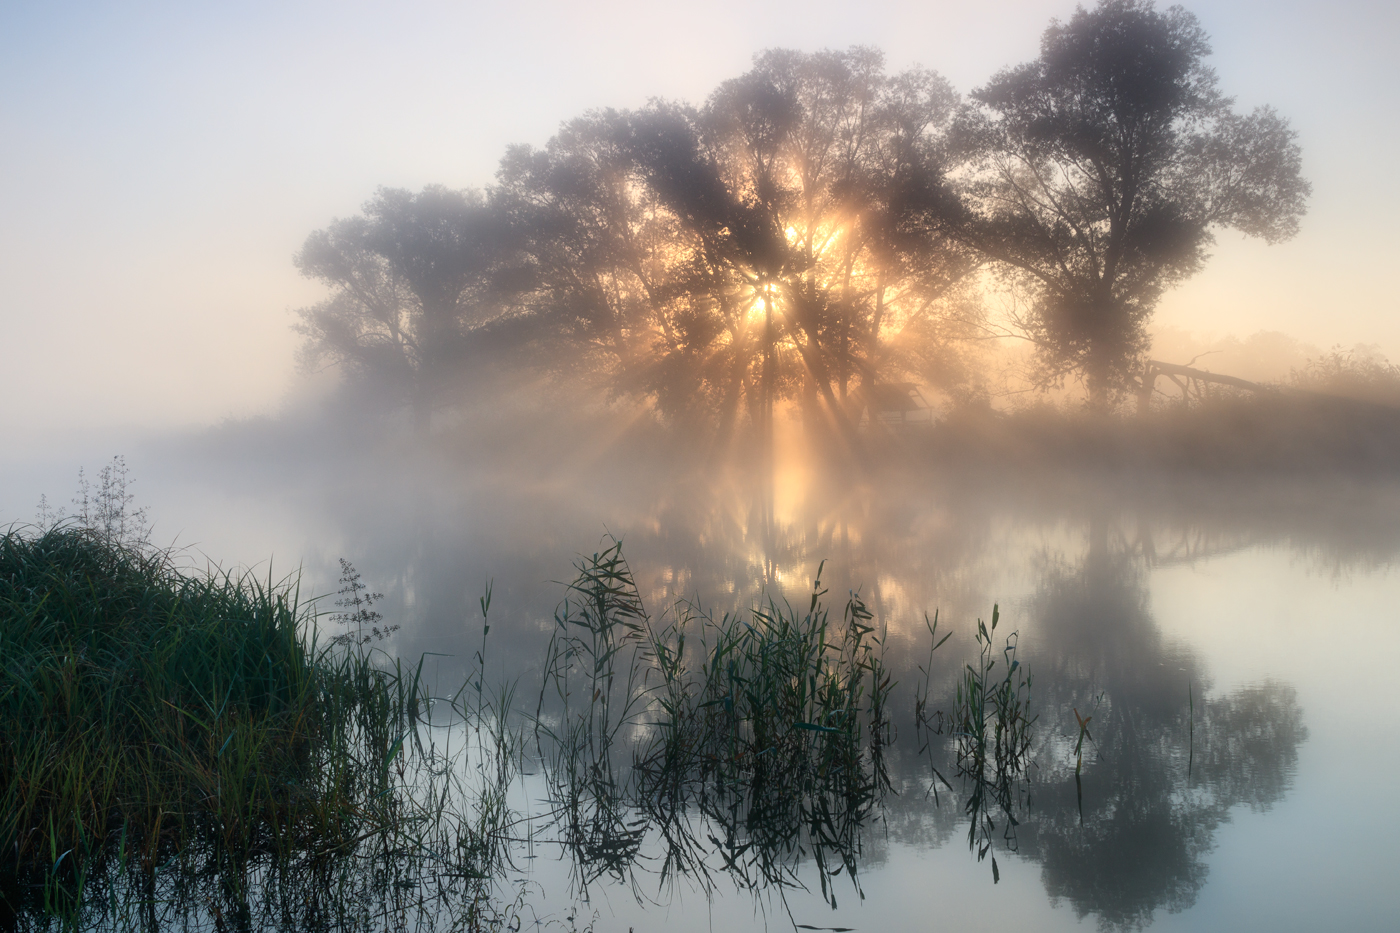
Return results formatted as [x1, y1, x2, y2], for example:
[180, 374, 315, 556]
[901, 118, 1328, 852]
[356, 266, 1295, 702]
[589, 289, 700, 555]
[0, 526, 1028, 929]
[0, 526, 515, 930]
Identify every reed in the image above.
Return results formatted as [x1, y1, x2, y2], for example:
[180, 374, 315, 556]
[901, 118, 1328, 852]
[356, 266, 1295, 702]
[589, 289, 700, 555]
[1, 523, 1035, 927]
[0, 525, 525, 930]
[531, 543, 897, 906]
[913, 604, 1036, 883]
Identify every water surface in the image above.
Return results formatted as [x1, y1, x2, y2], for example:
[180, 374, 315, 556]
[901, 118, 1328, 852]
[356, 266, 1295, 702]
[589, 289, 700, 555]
[13, 434, 1399, 931]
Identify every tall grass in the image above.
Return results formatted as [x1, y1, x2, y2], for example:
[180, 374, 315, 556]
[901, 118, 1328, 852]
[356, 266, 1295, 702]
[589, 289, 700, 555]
[0, 525, 523, 930]
[534, 542, 897, 907]
[0, 527, 320, 878]
[1, 525, 1035, 927]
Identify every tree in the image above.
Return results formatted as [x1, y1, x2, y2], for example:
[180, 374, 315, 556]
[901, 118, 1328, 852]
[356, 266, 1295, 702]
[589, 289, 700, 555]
[500, 48, 976, 452]
[962, 0, 1310, 407]
[295, 185, 505, 430]
[637, 48, 976, 444]
[494, 111, 702, 408]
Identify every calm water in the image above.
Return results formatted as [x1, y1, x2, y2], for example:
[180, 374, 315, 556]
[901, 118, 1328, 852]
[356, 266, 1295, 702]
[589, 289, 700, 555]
[7, 430, 1399, 932]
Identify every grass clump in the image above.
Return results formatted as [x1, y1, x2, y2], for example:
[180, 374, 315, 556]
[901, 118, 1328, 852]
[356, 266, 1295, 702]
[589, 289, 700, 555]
[0, 527, 322, 874]
[535, 543, 896, 905]
[0, 525, 515, 930]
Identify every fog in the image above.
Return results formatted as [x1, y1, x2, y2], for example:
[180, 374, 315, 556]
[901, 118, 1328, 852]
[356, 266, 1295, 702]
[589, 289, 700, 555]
[2, 0, 1398, 443]
[5, 3, 1400, 930]
[4, 0, 1397, 791]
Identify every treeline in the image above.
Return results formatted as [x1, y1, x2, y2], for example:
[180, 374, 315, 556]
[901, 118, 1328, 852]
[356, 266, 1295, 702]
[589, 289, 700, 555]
[295, 0, 1308, 439]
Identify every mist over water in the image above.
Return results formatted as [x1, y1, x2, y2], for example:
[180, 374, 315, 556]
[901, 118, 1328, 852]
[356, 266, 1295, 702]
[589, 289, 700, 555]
[10, 390, 1378, 930]
[7, 1, 1400, 928]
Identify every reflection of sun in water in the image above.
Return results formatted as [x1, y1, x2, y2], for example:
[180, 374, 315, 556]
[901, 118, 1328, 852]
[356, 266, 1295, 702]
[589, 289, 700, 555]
[772, 404, 809, 527]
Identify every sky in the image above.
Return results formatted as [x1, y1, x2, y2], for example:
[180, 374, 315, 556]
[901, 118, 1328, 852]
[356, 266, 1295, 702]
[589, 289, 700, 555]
[2, 0, 1397, 439]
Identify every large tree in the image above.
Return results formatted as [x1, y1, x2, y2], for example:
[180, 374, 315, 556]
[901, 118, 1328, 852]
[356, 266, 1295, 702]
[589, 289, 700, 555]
[500, 48, 975, 449]
[493, 111, 705, 409]
[962, 0, 1309, 406]
[639, 48, 976, 443]
[295, 185, 505, 430]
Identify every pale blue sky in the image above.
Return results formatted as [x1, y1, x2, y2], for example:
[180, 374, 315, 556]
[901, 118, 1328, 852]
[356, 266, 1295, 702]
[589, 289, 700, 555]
[2, 0, 1396, 435]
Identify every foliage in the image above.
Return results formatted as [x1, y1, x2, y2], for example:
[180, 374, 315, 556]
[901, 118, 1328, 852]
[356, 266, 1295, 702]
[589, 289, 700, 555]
[477, 48, 981, 440]
[962, 0, 1310, 404]
[1289, 345, 1400, 406]
[294, 185, 508, 429]
[292, 11, 1313, 423]
[0, 527, 522, 931]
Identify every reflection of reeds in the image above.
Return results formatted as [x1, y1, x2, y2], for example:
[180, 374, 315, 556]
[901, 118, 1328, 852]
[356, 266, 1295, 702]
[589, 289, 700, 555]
[0, 525, 525, 930]
[533, 542, 896, 907]
[915, 605, 1036, 882]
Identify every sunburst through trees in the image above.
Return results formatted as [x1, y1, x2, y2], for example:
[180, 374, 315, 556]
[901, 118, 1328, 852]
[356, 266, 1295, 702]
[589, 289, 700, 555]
[498, 47, 979, 452]
[294, 2, 1308, 435]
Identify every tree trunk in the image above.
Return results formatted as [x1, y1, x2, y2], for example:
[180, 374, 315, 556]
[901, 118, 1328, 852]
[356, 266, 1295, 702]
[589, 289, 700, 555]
[1136, 364, 1157, 416]
[1085, 343, 1113, 413]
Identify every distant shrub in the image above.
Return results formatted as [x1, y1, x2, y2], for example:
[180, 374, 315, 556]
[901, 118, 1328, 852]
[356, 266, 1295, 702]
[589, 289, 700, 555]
[1289, 346, 1400, 407]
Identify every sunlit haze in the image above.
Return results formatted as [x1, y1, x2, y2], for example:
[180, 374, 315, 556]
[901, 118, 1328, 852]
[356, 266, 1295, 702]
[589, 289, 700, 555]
[2, 0, 1396, 438]
[6, 5, 1400, 928]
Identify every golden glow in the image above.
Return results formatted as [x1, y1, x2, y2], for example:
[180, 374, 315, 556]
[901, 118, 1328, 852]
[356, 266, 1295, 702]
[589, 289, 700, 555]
[746, 282, 777, 323]
[784, 220, 843, 258]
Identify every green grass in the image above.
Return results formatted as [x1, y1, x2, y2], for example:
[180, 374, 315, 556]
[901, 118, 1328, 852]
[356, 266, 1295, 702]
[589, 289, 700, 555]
[0, 527, 319, 866]
[0, 525, 520, 930]
[0, 525, 1034, 927]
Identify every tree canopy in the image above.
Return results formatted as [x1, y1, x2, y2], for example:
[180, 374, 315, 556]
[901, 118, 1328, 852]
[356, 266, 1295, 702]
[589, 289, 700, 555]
[294, 2, 1309, 429]
[496, 47, 975, 447]
[961, 0, 1309, 405]
[295, 185, 505, 430]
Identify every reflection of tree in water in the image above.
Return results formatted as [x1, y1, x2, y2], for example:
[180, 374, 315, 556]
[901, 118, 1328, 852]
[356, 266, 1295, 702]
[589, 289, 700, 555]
[239, 440, 1324, 922]
[522, 505, 1308, 928]
[1023, 680, 1304, 931]
[1015, 516, 1307, 931]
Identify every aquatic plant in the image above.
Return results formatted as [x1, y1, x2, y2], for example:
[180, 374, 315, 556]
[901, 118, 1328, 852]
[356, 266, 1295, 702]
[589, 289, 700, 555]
[1, 521, 1046, 928]
[0, 525, 525, 931]
[915, 604, 1036, 882]
[532, 543, 897, 907]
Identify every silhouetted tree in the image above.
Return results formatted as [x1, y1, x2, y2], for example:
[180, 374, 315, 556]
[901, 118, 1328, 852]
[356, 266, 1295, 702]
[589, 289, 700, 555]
[499, 49, 977, 451]
[295, 185, 506, 431]
[494, 112, 708, 412]
[642, 48, 977, 442]
[962, 0, 1309, 407]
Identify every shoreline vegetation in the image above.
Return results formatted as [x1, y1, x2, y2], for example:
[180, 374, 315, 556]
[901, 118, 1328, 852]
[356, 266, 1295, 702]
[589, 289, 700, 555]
[0, 454, 1312, 932]
[0, 525, 488, 930]
[914, 391, 1400, 476]
[0, 526, 978, 931]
